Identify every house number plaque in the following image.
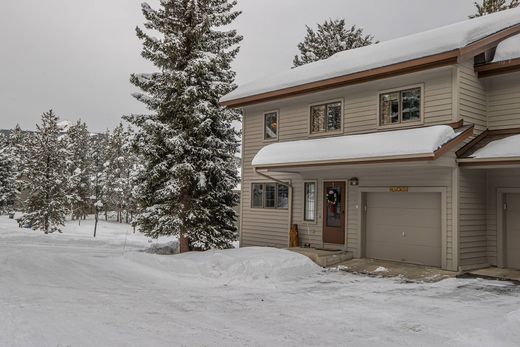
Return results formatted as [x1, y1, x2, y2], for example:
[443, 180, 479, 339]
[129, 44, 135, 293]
[389, 186, 409, 193]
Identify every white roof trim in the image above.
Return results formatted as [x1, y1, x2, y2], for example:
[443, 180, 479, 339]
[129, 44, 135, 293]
[252, 125, 457, 167]
[222, 8, 520, 104]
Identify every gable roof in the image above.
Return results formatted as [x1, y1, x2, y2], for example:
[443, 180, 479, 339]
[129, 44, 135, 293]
[221, 8, 520, 108]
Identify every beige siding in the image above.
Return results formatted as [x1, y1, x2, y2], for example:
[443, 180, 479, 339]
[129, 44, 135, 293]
[298, 166, 455, 270]
[484, 71, 520, 130]
[241, 67, 455, 250]
[486, 169, 520, 266]
[459, 169, 488, 269]
[458, 59, 487, 133]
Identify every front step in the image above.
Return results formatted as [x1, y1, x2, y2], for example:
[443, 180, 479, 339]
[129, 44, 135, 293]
[288, 247, 353, 267]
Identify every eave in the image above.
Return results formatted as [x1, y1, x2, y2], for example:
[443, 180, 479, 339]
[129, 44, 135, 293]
[475, 57, 520, 78]
[253, 124, 474, 171]
[221, 23, 520, 108]
[456, 127, 520, 167]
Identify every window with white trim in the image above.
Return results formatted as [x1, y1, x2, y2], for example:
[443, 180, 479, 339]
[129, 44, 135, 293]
[251, 183, 288, 209]
[379, 87, 422, 126]
[310, 101, 342, 134]
[304, 182, 316, 222]
[264, 111, 278, 140]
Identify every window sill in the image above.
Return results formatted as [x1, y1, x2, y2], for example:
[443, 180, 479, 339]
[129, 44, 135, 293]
[377, 120, 424, 131]
[307, 130, 343, 138]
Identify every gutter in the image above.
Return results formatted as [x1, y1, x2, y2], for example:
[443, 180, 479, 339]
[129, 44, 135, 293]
[254, 167, 294, 248]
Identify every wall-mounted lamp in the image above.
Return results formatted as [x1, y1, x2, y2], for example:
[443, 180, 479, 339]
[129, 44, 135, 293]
[349, 177, 359, 186]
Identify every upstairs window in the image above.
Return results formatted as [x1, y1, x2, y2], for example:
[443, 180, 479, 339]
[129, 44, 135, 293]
[310, 101, 342, 134]
[264, 111, 278, 140]
[379, 87, 422, 126]
[251, 183, 289, 209]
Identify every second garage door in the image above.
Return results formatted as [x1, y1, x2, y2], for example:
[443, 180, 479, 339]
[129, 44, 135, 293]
[366, 192, 442, 267]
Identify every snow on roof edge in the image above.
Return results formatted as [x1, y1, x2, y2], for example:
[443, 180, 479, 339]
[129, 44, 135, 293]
[252, 125, 459, 167]
[492, 34, 520, 62]
[470, 134, 520, 159]
[223, 8, 520, 104]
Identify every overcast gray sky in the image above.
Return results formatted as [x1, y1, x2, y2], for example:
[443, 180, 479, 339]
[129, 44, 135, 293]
[0, 0, 476, 132]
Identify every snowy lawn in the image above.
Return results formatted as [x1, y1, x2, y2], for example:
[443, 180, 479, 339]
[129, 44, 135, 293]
[1, 216, 519, 346]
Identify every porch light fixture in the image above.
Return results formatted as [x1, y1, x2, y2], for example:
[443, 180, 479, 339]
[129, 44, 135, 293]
[349, 178, 359, 186]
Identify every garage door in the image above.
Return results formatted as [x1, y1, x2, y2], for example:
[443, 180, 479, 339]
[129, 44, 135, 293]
[366, 192, 442, 267]
[506, 194, 520, 269]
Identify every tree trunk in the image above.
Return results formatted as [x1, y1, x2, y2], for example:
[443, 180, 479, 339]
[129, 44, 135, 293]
[180, 232, 190, 253]
[94, 210, 99, 238]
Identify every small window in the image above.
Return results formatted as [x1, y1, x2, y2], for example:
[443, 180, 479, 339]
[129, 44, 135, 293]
[379, 87, 421, 126]
[252, 184, 264, 208]
[251, 183, 289, 209]
[304, 182, 316, 222]
[310, 101, 342, 134]
[277, 185, 289, 209]
[264, 111, 278, 140]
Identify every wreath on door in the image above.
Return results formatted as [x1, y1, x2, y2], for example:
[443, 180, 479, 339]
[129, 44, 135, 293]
[327, 189, 340, 213]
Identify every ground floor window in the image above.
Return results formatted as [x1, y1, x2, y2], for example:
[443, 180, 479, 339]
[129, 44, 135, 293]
[251, 183, 289, 209]
[304, 181, 316, 221]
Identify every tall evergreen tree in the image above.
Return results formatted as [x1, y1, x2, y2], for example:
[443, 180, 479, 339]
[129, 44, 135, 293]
[65, 120, 92, 222]
[0, 142, 17, 214]
[9, 124, 28, 209]
[90, 133, 107, 237]
[126, 0, 242, 252]
[293, 19, 376, 68]
[101, 123, 127, 223]
[470, 0, 519, 18]
[21, 110, 69, 233]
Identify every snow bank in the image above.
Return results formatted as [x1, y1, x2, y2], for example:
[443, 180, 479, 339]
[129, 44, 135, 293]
[126, 247, 321, 286]
[493, 34, 520, 62]
[222, 8, 520, 103]
[252, 125, 456, 167]
[471, 134, 520, 158]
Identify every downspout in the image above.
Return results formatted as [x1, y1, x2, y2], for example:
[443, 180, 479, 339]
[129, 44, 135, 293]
[254, 167, 294, 247]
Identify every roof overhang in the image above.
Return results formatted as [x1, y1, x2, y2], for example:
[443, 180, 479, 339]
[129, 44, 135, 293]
[457, 127, 520, 167]
[222, 23, 520, 108]
[253, 124, 474, 172]
[475, 57, 520, 78]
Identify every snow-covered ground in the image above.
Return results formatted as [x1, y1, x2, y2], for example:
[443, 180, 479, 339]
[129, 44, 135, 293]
[1, 216, 519, 346]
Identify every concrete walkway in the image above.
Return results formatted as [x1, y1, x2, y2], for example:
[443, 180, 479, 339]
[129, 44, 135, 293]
[288, 247, 353, 267]
[336, 258, 457, 282]
[464, 267, 520, 284]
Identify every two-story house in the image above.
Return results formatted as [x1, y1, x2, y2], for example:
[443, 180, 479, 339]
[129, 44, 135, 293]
[220, 8, 520, 272]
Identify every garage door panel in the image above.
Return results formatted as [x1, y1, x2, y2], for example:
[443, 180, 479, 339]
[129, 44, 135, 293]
[366, 242, 441, 267]
[366, 224, 441, 246]
[367, 208, 440, 229]
[367, 193, 440, 209]
[366, 192, 442, 267]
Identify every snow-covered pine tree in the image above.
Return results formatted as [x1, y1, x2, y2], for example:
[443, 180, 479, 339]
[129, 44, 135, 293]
[89, 132, 107, 237]
[21, 110, 70, 233]
[293, 19, 376, 68]
[65, 120, 92, 223]
[101, 123, 127, 223]
[0, 141, 17, 214]
[126, 0, 242, 252]
[470, 0, 519, 18]
[9, 124, 28, 209]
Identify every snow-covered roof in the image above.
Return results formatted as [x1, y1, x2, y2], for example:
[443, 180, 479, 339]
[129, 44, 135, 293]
[222, 8, 520, 105]
[470, 134, 520, 159]
[492, 34, 520, 62]
[252, 125, 459, 167]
